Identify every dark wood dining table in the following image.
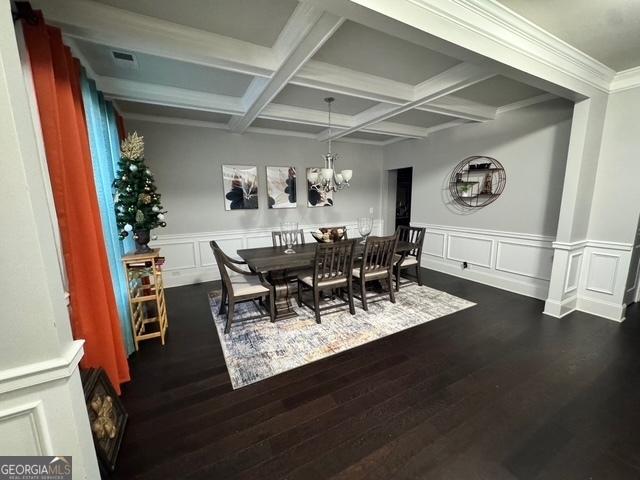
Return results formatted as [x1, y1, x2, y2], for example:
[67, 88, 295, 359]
[237, 238, 414, 319]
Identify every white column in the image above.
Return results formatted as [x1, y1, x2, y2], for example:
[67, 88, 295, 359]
[544, 95, 608, 317]
[0, 4, 99, 478]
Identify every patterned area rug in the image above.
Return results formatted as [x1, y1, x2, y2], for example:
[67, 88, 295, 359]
[208, 284, 475, 389]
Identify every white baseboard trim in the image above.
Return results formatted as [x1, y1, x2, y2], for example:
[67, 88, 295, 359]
[577, 296, 626, 322]
[422, 256, 549, 300]
[543, 295, 577, 318]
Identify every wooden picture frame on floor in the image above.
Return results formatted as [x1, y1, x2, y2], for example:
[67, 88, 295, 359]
[81, 368, 128, 473]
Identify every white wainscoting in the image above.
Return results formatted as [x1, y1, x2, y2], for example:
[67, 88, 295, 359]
[151, 220, 384, 288]
[413, 223, 555, 300]
[576, 241, 633, 321]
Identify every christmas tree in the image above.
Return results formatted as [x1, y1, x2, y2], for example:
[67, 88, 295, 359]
[113, 132, 166, 249]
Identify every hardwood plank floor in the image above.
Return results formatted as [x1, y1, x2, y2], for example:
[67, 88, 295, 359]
[111, 269, 640, 479]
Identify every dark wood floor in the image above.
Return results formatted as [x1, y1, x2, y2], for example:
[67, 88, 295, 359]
[112, 269, 640, 480]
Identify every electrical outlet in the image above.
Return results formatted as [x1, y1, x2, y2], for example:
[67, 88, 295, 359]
[463, 261, 468, 269]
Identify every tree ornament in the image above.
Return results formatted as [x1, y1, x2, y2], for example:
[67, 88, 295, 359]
[121, 175, 127, 181]
[129, 164, 138, 172]
[126, 186, 132, 192]
[152, 206, 160, 212]
[133, 234, 139, 240]
[124, 223, 133, 232]
[160, 222, 167, 227]
[135, 209, 145, 223]
[146, 169, 151, 175]
[152, 235, 158, 241]
[157, 213, 165, 221]
[118, 205, 125, 212]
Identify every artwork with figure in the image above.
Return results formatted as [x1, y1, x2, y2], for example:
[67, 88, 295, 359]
[222, 165, 258, 210]
[307, 167, 333, 207]
[267, 166, 296, 209]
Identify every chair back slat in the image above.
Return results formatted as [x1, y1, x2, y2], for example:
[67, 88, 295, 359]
[397, 226, 426, 258]
[313, 239, 356, 285]
[209, 240, 233, 293]
[361, 234, 398, 276]
[272, 229, 305, 247]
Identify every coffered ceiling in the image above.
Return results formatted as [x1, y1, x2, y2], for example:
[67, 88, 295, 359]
[30, 0, 565, 146]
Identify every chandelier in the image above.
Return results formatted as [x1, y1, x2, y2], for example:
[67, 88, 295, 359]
[307, 97, 353, 193]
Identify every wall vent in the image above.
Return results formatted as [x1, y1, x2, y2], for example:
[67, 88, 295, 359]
[111, 50, 138, 69]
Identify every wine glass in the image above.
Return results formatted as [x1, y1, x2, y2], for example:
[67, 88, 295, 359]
[357, 217, 372, 244]
[281, 221, 298, 254]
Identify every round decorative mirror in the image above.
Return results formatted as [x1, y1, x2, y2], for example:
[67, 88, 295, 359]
[449, 156, 506, 208]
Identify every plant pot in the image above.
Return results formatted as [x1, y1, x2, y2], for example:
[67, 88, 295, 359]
[134, 229, 152, 253]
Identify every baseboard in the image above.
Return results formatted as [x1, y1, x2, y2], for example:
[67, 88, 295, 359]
[543, 295, 577, 318]
[422, 257, 549, 300]
[577, 295, 626, 322]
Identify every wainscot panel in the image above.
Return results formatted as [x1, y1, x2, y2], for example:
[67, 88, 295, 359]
[414, 223, 555, 300]
[151, 220, 384, 288]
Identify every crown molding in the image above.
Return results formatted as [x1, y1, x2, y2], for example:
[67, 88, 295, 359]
[348, 0, 615, 96]
[609, 66, 640, 94]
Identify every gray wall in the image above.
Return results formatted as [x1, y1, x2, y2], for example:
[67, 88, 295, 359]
[125, 120, 384, 235]
[588, 86, 640, 243]
[383, 98, 574, 237]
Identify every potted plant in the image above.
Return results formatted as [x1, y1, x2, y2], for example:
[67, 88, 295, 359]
[458, 183, 474, 197]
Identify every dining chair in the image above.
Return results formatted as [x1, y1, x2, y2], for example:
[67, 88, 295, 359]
[352, 234, 398, 310]
[393, 226, 426, 291]
[271, 229, 305, 247]
[209, 240, 275, 333]
[297, 239, 356, 323]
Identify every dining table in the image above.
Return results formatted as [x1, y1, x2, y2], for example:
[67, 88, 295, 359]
[237, 237, 415, 320]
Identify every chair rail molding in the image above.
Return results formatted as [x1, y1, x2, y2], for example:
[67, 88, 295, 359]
[151, 219, 384, 288]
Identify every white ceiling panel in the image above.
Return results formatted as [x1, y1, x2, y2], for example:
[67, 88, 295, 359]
[453, 75, 546, 107]
[389, 109, 457, 127]
[251, 118, 326, 134]
[313, 21, 461, 85]
[273, 85, 378, 115]
[92, 0, 299, 47]
[117, 101, 232, 124]
[343, 131, 395, 142]
[74, 39, 253, 97]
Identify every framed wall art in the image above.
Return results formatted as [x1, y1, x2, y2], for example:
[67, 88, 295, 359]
[266, 166, 296, 209]
[222, 165, 258, 210]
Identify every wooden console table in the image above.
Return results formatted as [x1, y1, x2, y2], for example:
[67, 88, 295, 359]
[123, 249, 168, 350]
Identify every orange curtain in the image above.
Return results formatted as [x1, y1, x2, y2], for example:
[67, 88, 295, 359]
[23, 15, 130, 393]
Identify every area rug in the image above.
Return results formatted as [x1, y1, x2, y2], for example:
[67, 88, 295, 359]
[208, 284, 475, 389]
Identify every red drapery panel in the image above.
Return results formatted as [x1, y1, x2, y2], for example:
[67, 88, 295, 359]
[22, 16, 130, 393]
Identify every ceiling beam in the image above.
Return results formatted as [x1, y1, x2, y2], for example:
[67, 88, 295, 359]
[292, 60, 496, 121]
[228, 5, 344, 133]
[35, 0, 277, 77]
[321, 62, 495, 140]
[261, 104, 430, 138]
[100, 77, 246, 115]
